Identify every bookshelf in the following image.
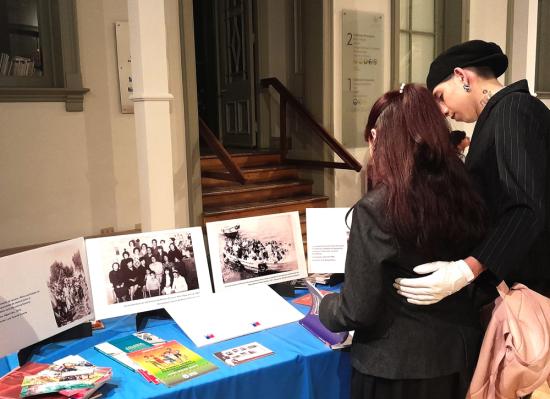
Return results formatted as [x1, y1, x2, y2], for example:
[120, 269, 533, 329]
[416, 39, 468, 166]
[0, 0, 88, 111]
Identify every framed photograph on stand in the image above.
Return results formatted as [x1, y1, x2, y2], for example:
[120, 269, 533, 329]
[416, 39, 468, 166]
[206, 212, 307, 292]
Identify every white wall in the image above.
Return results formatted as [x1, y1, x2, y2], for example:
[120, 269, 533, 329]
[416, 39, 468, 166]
[0, 0, 189, 250]
[332, 0, 392, 207]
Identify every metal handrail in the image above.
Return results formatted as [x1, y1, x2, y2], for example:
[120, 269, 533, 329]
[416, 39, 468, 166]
[260, 77, 362, 172]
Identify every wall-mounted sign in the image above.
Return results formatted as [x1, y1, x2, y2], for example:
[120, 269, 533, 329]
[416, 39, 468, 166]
[341, 10, 383, 148]
[115, 21, 134, 114]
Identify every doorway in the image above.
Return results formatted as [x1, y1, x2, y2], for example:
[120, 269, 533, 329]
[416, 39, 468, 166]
[194, 0, 257, 151]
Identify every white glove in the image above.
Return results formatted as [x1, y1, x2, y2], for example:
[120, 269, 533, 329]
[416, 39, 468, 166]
[393, 260, 474, 305]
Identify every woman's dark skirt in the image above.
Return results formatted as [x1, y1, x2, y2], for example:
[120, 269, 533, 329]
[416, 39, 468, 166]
[351, 368, 470, 399]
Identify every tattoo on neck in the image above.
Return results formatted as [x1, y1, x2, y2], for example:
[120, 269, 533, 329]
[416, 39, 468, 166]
[480, 89, 493, 107]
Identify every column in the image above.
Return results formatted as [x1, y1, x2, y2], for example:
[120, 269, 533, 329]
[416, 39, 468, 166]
[127, 0, 176, 231]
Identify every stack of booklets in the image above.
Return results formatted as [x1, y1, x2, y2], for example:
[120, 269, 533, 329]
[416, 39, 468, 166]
[95, 332, 217, 386]
[0, 355, 111, 399]
[94, 332, 164, 384]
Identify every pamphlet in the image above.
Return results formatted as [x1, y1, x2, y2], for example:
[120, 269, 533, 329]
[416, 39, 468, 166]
[94, 332, 163, 383]
[299, 281, 350, 348]
[0, 362, 64, 399]
[127, 340, 218, 386]
[213, 342, 274, 366]
[18, 355, 111, 398]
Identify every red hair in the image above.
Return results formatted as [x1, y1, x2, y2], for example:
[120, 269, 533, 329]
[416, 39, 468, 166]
[366, 84, 485, 251]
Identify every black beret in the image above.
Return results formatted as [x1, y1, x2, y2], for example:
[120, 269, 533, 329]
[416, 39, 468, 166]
[426, 40, 508, 91]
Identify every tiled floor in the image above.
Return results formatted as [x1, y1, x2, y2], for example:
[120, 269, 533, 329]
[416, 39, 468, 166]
[533, 382, 550, 399]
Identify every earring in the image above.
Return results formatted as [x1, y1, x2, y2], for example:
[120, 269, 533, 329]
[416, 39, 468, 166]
[463, 84, 471, 92]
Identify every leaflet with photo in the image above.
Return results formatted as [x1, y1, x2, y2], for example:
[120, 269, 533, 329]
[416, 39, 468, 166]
[213, 342, 274, 366]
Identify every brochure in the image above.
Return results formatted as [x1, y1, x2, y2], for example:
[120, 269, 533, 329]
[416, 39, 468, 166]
[127, 340, 218, 386]
[0, 362, 64, 399]
[94, 332, 162, 383]
[213, 342, 274, 366]
[299, 281, 350, 348]
[18, 356, 111, 398]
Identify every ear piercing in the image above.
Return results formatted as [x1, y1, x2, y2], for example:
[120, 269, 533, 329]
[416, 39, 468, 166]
[463, 83, 471, 92]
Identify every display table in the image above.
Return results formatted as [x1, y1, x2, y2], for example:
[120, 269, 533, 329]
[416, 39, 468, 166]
[0, 287, 351, 399]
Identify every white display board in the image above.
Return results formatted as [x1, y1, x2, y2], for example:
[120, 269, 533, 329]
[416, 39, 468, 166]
[341, 10, 384, 148]
[165, 284, 304, 347]
[86, 227, 212, 320]
[306, 208, 351, 273]
[206, 212, 307, 292]
[0, 238, 94, 357]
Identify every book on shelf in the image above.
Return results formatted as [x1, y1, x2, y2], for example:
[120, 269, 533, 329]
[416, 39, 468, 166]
[127, 340, 218, 387]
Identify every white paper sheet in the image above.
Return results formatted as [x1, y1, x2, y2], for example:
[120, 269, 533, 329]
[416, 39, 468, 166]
[165, 284, 304, 347]
[206, 212, 307, 291]
[306, 208, 351, 273]
[86, 227, 212, 320]
[0, 238, 94, 357]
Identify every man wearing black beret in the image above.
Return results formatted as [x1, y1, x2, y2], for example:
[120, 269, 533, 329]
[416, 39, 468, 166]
[395, 40, 550, 307]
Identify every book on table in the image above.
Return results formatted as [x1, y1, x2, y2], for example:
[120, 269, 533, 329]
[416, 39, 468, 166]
[127, 340, 218, 386]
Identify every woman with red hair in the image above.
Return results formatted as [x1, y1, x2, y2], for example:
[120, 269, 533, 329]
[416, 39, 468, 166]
[320, 84, 486, 399]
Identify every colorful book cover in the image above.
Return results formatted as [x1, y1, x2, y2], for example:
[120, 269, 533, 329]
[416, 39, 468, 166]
[0, 363, 64, 399]
[19, 356, 111, 398]
[213, 342, 274, 366]
[127, 340, 218, 386]
[94, 333, 162, 383]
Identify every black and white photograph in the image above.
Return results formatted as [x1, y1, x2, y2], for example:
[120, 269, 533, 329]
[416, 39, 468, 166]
[206, 212, 307, 291]
[86, 227, 211, 320]
[0, 238, 94, 358]
[47, 250, 92, 328]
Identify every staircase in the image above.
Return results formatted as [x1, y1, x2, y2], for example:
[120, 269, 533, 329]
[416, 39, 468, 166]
[201, 152, 329, 247]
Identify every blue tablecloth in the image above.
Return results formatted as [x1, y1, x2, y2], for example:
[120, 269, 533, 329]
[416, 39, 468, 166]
[0, 287, 351, 399]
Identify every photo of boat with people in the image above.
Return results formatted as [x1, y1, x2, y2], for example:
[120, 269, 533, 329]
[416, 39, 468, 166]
[216, 214, 301, 283]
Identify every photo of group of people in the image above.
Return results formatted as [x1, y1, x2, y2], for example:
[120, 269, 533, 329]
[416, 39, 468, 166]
[212, 214, 301, 284]
[47, 250, 92, 328]
[104, 232, 199, 305]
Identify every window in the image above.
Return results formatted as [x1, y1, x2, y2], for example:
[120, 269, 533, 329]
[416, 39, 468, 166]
[0, 0, 88, 111]
[392, 0, 467, 86]
[535, 0, 550, 97]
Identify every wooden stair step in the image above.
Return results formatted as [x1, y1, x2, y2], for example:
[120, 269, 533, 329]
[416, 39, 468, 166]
[201, 165, 299, 187]
[200, 151, 281, 171]
[202, 179, 313, 207]
[203, 195, 329, 224]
